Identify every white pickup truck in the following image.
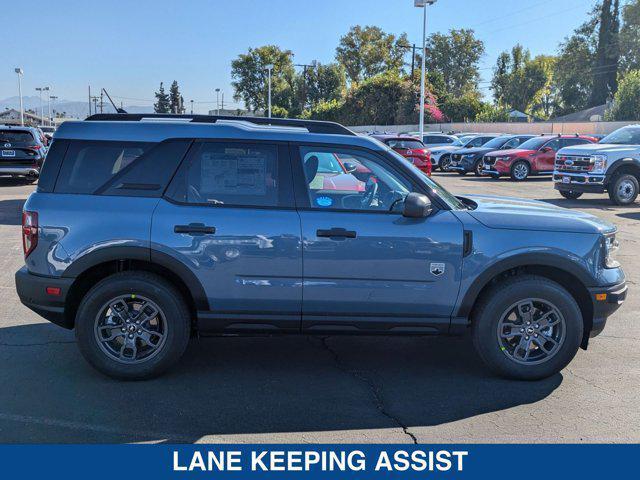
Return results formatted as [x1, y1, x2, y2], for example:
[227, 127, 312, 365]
[554, 125, 640, 205]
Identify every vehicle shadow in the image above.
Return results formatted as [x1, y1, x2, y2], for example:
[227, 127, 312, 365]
[0, 323, 562, 443]
[0, 178, 31, 188]
[538, 197, 618, 209]
[0, 199, 26, 226]
[616, 211, 640, 221]
[460, 176, 551, 183]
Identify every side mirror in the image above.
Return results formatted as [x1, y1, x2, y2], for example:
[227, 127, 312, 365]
[402, 192, 432, 218]
[343, 162, 357, 174]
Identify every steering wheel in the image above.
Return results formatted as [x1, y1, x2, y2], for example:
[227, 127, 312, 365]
[361, 178, 379, 208]
[387, 191, 407, 212]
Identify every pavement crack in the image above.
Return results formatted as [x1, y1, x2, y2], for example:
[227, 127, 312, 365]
[314, 336, 418, 444]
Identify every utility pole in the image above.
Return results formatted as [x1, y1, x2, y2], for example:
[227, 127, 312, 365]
[295, 63, 313, 110]
[411, 44, 416, 78]
[215, 88, 220, 115]
[415, 0, 437, 141]
[88, 85, 92, 116]
[14, 68, 24, 126]
[49, 95, 58, 125]
[99, 90, 104, 114]
[35, 87, 49, 126]
[265, 64, 274, 118]
[190, 99, 194, 114]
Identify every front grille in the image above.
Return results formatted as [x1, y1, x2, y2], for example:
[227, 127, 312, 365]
[483, 156, 496, 166]
[555, 155, 594, 172]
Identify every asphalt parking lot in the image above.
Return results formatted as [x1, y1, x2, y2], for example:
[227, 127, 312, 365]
[0, 173, 638, 444]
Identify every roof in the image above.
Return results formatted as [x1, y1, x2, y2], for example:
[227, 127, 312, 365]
[54, 115, 385, 151]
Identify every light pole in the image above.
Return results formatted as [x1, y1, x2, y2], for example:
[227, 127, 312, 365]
[14, 68, 24, 126]
[49, 95, 58, 125]
[265, 64, 274, 118]
[35, 86, 49, 126]
[190, 99, 194, 115]
[415, 0, 437, 141]
[215, 88, 220, 115]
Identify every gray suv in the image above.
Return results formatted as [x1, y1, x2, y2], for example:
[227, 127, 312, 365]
[15, 115, 627, 380]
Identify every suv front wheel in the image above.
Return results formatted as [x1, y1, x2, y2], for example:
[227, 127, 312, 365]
[510, 161, 530, 181]
[75, 271, 191, 380]
[608, 173, 639, 206]
[472, 275, 583, 380]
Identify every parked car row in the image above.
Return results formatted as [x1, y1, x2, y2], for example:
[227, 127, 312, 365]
[366, 126, 640, 206]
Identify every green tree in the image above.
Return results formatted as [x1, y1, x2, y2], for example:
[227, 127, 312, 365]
[169, 80, 183, 114]
[606, 69, 640, 120]
[154, 82, 170, 113]
[491, 46, 555, 116]
[301, 62, 346, 108]
[554, 14, 599, 115]
[231, 45, 296, 113]
[425, 29, 485, 97]
[475, 103, 510, 123]
[440, 92, 483, 122]
[590, 0, 621, 106]
[335, 26, 409, 84]
[620, 0, 640, 72]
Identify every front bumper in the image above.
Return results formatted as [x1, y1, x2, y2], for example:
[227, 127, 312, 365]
[481, 169, 501, 178]
[554, 172, 606, 193]
[15, 266, 74, 329]
[588, 281, 627, 338]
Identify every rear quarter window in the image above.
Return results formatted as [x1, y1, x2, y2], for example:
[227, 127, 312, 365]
[54, 141, 153, 194]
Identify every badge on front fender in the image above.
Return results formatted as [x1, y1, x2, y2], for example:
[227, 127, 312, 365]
[430, 263, 445, 276]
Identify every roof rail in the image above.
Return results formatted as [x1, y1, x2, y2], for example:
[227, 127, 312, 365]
[85, 113, 356, 136]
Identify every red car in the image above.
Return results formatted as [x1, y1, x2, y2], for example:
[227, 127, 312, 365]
[482, 135, 597, 181]
[371, 135, 432, 176]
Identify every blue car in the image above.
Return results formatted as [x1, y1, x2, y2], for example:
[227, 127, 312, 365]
[15, 114, 626, 380]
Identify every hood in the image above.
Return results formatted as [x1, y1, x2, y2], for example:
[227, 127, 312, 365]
[429, 145, 461, 154]
[453, 147, 495, 157]
[558, 142, 640, 157]
[464, 195, 616, 234]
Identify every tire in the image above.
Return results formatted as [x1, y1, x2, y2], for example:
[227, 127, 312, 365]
[608, 173, 639, 206]
[560, 190, 583, 200]
[510, 161, 530, 181]
[440, 156, 451, 172]
[473, 160, 483, 177]
[472, 275, 583, 381]
[75, 271, 191, 380]
[457, 170, 467, 176]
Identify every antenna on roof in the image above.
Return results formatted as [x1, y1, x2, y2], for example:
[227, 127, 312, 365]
[102, 88, 127, 114]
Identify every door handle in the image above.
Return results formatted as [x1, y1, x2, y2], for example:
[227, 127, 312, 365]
[174, 223, 216, 235]
[316, 228, 357, 239]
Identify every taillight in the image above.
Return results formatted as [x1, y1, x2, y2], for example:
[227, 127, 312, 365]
[22, 211, 38, 258]
[31, 145, 41, 150]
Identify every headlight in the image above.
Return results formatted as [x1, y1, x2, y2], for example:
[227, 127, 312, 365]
[603, 234, 620, 268]
[591, 154, 607, 173]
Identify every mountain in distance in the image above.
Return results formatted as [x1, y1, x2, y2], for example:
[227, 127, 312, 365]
[0, 95, 153, 119]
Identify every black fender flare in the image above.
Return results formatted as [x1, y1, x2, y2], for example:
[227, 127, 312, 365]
[455, 252, 594, 319]
[605, 157, 640, 181]
[62, 246, 209, 311]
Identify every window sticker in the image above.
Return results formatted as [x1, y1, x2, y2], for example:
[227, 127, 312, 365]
[201, 153, 267, 196]
[316, 196, 333, 207]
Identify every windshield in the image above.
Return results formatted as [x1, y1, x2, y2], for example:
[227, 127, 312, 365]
[518, 137, 551, 150]
[386, 139, 425, 149]
[482, 137, 510, 149]
[600, 127, 640, 145]
[0, 130, 34, 143]
[383, 146, 467, 210]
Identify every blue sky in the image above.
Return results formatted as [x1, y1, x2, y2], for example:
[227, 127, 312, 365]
[2, 0, 596, 113]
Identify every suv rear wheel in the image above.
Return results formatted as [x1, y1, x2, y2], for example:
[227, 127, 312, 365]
[608, 173, 639, 206]
[510, 161, 530, 181]
[472, 275, 583, 380]
[75, 271, 191, 380]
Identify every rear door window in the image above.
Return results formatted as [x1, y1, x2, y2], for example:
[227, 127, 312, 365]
[165, 141, 293, 208]
[54, 141, 153, 194]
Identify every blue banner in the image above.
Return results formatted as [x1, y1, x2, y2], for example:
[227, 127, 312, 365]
[0, 445, 636, 479]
